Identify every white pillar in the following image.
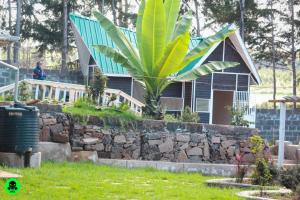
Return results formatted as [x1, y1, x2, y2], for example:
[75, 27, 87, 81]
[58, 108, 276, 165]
[35, 85, 39, 100]
[55, 88, 60, 101]
[278, 102, 286, 168]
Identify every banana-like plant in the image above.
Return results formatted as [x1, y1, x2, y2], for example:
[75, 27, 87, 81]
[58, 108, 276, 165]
[93, 0, 238, 119]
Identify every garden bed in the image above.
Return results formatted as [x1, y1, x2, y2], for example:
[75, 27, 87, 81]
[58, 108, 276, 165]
[205, 178, 279, 190]
[236, 189, 293, 200]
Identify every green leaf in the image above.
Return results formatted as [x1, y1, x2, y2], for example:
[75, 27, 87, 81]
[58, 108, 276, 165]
[164, 0, 181, 43]
[136, 0, 146, 68]
[174, 61, 239, 81]
[172, 11, 193, 40]
[93, 11, 141, 69]
[185, 24, 235, 62]
[93, 45, 143, 80]
[141, 0, 166, 74]
[157, 32, 190, 77]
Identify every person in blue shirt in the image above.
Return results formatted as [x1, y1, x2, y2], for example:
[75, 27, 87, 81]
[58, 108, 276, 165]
[33, 61, 46, 80]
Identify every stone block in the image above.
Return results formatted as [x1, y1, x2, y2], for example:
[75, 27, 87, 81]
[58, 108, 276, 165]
[176, 134, 190, 142]
[114, 135, 126, 144]
[82, 138, 99, 145]
[148, 140, 162, 146]
[212, 137, 221, 144]
[221, 140, 237, 149]
[0, 152, 41, 168]
[187, 147, 203, 156]
[42, 118, 57, 126]
[72, 151, 98, 163]
[95, 143, 105, 151]
[52, 133, 69, 143]
[156, 161, 184, 172]
[40, 126, 51, 141]
[38, 142, 71, 161]
[159, 138, 173, 153]
[50, 123, 64, 134]
[177, 150, 188, 162]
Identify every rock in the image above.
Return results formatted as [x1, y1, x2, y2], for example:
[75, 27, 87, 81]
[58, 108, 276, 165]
[40, 126, 51, 141]
[242, 153, 255, 163]
[221, 140, 237, 149]
[212, 137, 221, 144]
[82, 138, 99, 145]
[72, 147, 83, 151]
[50, 124, 64, 134]
[132, 149, 140, 159]
[180, 143, 189, 150]
[190, 133, 204, 143]
[71, 151, 98, 162]
[176, 134, 190, 142]
[84, 144, 96, 151]
[159, 138, 173, 153]
[52, 133, 69, 143]
[187, 147, 203, 156]
[95, 143, 105, 151]
[102, 134, 112, 145]
[203, 142, 210, 158]
[146, 133, 161, 140]
[148, 140, 162, 146]
[227, 146, 235, 157]
[177, 150, 188, 162]
[240, 147, 251, 153]
[114, 135, 126, 144]
[42, 118, 57, 126]
[38, 142, 71, 161]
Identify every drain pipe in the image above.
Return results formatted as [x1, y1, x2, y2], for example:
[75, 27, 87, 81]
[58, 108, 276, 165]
[0, 60, 19, 102]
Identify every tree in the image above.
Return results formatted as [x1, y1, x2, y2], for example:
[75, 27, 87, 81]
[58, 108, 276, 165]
[61, 0, 68, 76]
[93, 0, 238, 119]
[13, 0, 22, 64]
[7, 0, 12, 64]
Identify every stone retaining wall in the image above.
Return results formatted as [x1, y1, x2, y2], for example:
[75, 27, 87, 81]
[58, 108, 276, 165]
[38, 112, 268, 164]
[256, 109, 300, 144]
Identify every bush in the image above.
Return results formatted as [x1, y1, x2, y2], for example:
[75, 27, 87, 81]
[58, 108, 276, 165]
[227, 105, 250, 127]
[181, 106, 199, 123]
[249, 134, 264, 159]
[88, 68, 108, 104]
[252, 159, 272, 186]
[74, 97, 91, 108]
[19, 81, 31, 101]
[164, 114, 179, 122]
[279, 167, 300, 191]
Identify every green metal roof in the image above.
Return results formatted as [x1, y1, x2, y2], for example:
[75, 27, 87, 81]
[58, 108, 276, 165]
[69, 13, 211, 76]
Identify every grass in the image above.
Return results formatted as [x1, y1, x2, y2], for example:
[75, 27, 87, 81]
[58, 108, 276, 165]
[62, 98, 138, 121]
[0, 162, 242, 200]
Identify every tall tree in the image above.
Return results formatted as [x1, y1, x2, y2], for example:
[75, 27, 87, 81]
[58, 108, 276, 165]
[13, 0, 22, 64]
[239, 0, 245, 41]
[193, 0, 201, 36]
[7, 0, 12, 64]
[270, 0, 277, 108]
[61, 0, 68, 75]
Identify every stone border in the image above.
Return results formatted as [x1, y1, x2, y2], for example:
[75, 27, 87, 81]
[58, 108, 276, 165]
[236, 189, 292, 200]
[98, 159, 242, 176]
[205, 178, 278, 190]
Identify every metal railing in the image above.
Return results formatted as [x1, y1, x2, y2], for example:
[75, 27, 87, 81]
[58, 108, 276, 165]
[233, 91, 256, 127]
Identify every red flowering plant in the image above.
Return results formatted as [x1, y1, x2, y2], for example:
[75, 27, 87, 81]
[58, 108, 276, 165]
[235, 153, 249, 183]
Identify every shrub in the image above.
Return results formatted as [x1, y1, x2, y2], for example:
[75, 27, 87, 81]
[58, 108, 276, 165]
[252, 159, 273, 196]
[227, 105, 250, 127]
[181, 106, 199, 123]
[249, 134, 264, 159]
[107, 94, 117, 106]
[164, 114, 179, 122]
[18, 81, 32, 102]
[279, 167, 300, 191]
[74, 97, 91, 108]
[88, 68, 108, 104]
[117, 101, 130, 112]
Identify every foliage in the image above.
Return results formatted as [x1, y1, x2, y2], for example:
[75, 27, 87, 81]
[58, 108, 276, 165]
[88, 68, 108, 104]
[279, 167, 300, 192]
[107, 94, 117, 106]
[115, 101, 130, 112]
[93, 0, 238, 119]
[227, 105, 250, 127]
[249, 134, 264, 158]
[64, 98, 138, 121]
[181, 106, 199, 123]
[18, 81, 32, 102]
[164, 114, 179, 122]
[0, 161, 242, 200]
[251, 159, 272, 194]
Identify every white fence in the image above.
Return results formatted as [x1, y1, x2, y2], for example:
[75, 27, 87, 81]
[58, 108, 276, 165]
[0, 79, 145, 116]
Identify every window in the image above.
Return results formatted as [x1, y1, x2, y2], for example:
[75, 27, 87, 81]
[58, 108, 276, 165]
[196, 98, 210, 112]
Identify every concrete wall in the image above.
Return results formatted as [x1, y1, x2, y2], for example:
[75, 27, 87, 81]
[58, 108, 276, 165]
[38, 111, 268, 164]
[256, 109, 300, 144]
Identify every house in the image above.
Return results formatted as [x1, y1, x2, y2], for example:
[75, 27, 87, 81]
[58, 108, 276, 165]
[69, 13, 261, 126]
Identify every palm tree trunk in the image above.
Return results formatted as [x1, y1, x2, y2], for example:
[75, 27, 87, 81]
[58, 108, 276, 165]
[13, 0, 22, 65]
[61, 0, 68, 77]
[144, 89, 163, 120]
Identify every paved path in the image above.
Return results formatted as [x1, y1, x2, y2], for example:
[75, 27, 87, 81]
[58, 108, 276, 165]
[0, 170, 22, 179]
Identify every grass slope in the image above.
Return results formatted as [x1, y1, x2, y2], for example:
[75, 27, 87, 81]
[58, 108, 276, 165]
[0, 162, 242, 200]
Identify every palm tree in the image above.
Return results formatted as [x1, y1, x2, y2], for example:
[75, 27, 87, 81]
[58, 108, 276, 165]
[93, 0, 238, 119]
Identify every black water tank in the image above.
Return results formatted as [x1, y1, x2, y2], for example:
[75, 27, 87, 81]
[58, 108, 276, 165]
[0, 105, 39, 154]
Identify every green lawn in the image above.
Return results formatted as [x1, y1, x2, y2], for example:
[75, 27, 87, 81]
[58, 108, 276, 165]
[0, 162, 242, 200]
